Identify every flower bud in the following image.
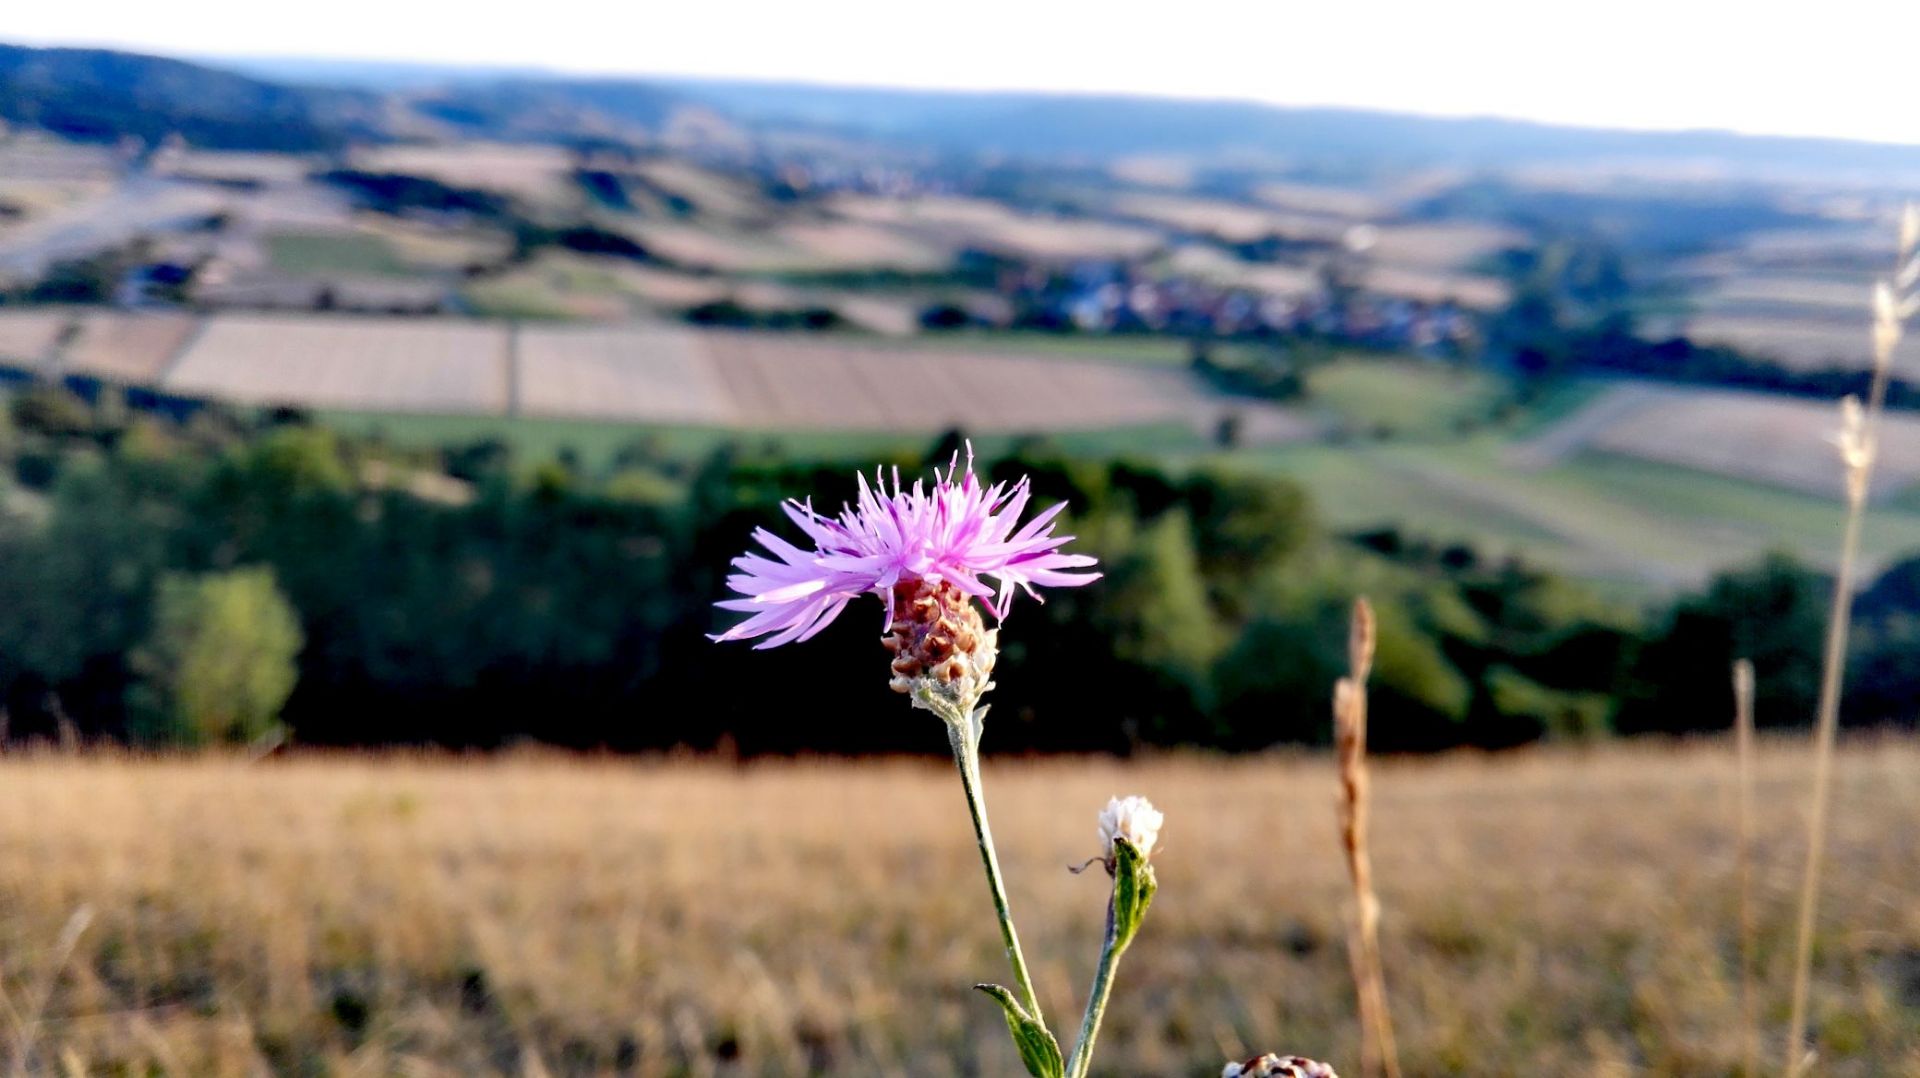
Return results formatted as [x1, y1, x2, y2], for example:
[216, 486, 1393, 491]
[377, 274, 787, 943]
[1097, 795, 1163, 867]
[1222, 1054, 1339, 1078]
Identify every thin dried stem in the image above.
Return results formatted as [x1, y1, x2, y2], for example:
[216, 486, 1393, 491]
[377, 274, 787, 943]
[1783, 205, 1914, 1075]
[1732, 658, 1757, 1078]
[1334, 598, 1398, 1078]
[8, 904, 93, 1078]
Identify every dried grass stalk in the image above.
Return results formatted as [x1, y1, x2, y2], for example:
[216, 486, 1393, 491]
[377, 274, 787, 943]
[1783, 205, 1917, 1076]
[7, 904, 93, 1078]
[1334, 598, 1399, 1078]
[1732, 658, 1757, 1078]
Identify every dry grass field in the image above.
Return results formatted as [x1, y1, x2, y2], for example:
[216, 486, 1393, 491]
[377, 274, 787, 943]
[0, 743, 1914, 1076]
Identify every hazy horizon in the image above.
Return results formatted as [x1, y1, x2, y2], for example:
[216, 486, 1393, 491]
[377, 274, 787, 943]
[6, 0, 1918, 147]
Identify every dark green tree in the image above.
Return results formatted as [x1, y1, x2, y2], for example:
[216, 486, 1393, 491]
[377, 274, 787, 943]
[1614, 553, 1826, 735]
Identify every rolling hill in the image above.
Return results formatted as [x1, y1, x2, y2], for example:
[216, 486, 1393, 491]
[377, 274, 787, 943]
[0, 44, 385, 151]
[9, 42, 1920, 186]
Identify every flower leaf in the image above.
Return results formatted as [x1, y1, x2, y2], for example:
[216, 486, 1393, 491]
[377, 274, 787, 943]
[1110, 836, 1158, 950]
[974, 983, 1064, 1078]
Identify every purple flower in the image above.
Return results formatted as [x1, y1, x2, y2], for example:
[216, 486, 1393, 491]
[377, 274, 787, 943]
[712, 450, 1100, 649]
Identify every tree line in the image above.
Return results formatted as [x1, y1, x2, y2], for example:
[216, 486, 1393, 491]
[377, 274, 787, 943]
[0, 384, 1909, 754]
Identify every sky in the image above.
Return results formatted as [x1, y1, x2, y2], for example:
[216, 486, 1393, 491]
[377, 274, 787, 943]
[6, 0, 1919, 145]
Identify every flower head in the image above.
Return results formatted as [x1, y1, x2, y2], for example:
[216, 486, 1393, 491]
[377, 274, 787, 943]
[1098, 795, 1164, 864]
[711, 448, 1100, 649]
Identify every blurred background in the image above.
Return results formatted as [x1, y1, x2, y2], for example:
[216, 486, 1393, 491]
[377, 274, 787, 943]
[0, 3, 1915, 1074]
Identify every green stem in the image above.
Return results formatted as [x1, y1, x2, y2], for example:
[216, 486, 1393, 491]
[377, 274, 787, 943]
[1065, 902, 1126, 1078]
[948, 723, 1047, 1029]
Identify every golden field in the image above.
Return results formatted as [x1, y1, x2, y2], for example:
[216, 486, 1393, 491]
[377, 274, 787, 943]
[0, 743, 1916, 1076]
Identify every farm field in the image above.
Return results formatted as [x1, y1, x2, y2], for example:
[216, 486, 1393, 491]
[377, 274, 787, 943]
[629, 160, 768, 222]
[263, 231, 420, 279]
[695, 333, 1281, 435]
[0, 744, 1912, 1075]
[59, 311, 200, 384]
[1684, 314, 1875, 370]
[166, 316, 512, 414]
[1576, 386, 1920, 500]
[829, 194, 1166, 262]
[1252, 181, 1394, 220]
[462, 254, 664, 321]
[1695, 274, 1875, 318]
[772, 219, 951, 272]
[7, 301, 1916, 590]
[618, 220, 818, 274]
[0, 311, 1291, 438]
[1107, 192, 1347, 244]
[0, 309, 67, 369]
[911, 330, 1212, 366]
[351, 143, 577, 206]
[1500, 381, 1920, 500]
[1163, 245, 1322, 298]
[1360, 222, 1526, 270]
[1303, 358, 1504, 439]
[1361, 265, 1510, 311]
[515, 324, 732, 424]
[1236, 438, 1920, 587]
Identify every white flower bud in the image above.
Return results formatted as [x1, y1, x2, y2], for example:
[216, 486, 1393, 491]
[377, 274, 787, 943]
[1098, 795, 1164, 861]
